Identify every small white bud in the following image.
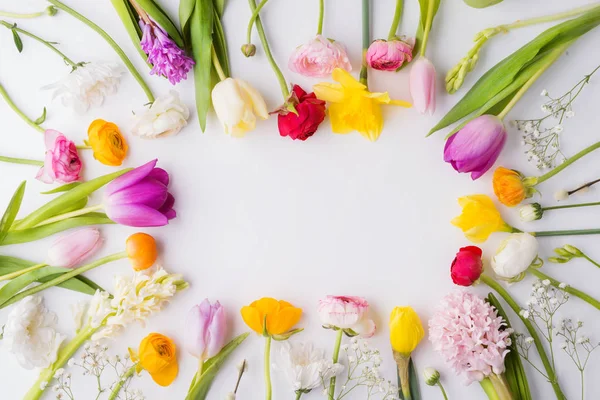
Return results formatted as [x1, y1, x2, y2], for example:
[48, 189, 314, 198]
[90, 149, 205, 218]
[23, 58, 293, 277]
[541, 89, 548, 96]
[554, 190, 569, 201]
[423, 367, 441, 386]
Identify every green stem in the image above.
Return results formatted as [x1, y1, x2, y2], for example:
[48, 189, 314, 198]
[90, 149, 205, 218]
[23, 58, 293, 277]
[533, 228, 600, 237]
[2, 251, 127, 308]
[0, 155, 43, 166]
[0, 263, 46, 282]
[247, 0, 288, 99]
[0, 8, 55, 19]
[328, 329, 344, 399]
[31, 204, 104, 228]
[437, 382, 449, 400]
[317, 0, 324, 35]
[0, 21, 78, 67]
[480, 274, 566, 400]
[387, 0, 403, 40]
[480, 377, 501, 400]
[47, 0, 154, 102]
[489, 373, 513, 400]
[419, 0, 435, 57]
[533, 139, 600, 184]
[543, 201, 600, 212]
[211, 45, 227, 81]
[264, 336, 272, 400]
[582, 254, 600, 269]
[76, 145, 92, 150]
[394, 352, 412, 400]
[0, 82, 44, 132]
[108, 364, 137, 400]
[528, 267, 600, 310]
[245, 0, 270, 45]
[360, 0, 369, 86]
[499, 4, 600, 31]
[295, 391, 303, 400]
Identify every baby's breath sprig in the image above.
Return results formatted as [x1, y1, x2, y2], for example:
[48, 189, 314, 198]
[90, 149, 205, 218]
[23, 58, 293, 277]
[514, 64, 600, 169]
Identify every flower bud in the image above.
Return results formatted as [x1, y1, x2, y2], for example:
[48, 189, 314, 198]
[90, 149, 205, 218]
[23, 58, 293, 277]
[241, 44, 256, 57]
[47, 228, 103, 268]
[389, 307, 424, 355]
[450, 246, 483, 286]
[125, 233, 158, 271]
[493, 167, 536, 207]
[185, 299, 227, 360]
[563, 245, 583, 257]
[46, 6, 58, 16]
[519, 203, 543, 222]
[423, 367, 440, 386]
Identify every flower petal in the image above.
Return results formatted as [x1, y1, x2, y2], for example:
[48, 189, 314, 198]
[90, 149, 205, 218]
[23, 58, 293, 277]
[105, 203, 168, 227]
[106, 159, 157, 196]
[331, 68, 365, 90]
[106, 179, 168, 210]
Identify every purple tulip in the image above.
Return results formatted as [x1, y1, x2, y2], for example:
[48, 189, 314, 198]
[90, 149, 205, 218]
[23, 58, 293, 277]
[444, 115, 507, 180]
[185, 299, 227, 360]
[104, 159, 176, 227]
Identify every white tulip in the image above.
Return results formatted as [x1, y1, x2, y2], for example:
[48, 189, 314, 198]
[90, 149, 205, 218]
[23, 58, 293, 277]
[211, 78, 268, 137]
[132, 90, 190, 138]
[492, 233, 540, 282]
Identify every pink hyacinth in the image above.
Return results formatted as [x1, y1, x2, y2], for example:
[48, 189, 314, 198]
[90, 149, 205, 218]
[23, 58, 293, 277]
[140, 21, 194, 85]
[36, 129, 82, 184]
[288, 35, 352, 78]
[429, 291, 512, 384]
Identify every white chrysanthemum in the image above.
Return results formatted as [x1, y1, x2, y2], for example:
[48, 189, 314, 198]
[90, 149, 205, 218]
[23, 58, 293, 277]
[45, 62, 123, 114]
[275, 341, 344, 393]
[132, 90, 190, 138]
[2, 295, 65, 369]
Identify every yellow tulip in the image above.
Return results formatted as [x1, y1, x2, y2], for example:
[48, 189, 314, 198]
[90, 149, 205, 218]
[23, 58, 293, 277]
[313, 68, 411, 142]
[389, 306, 424, 355]
[240, 297, 302, 336]
[452, 195, 515, 243]
[136, 333, 178, 387]
[87, 119, 128, 166]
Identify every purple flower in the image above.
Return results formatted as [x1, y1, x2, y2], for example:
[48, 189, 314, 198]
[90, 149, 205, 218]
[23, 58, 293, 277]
[185, 299, 227, 360]
[104, 159, 176, 227]
[140, 22, 194, 85]
[444, 115, 507, 180]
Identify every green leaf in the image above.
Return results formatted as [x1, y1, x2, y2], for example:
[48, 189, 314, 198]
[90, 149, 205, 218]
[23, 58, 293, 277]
[464, 0, 503, 8]
[179, 0, 196, 41]
[186, 332, 249, 400]
[398, 357, 422, 400]
[110, 0, 149, 63]
[137, 0, 184, 47]
[189, 0, 214, 132]
[12, 28, 23, 53]
[413, 0, 440, 58]
[213, 0, 225, 17]
[33, 107, 47, 125]
[212, 9, 229, 77]
[0, 181, 25, 244]
[41, 182, 82, 195]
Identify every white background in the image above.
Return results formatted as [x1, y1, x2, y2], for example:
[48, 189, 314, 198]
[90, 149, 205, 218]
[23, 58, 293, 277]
[1, 0, 600, 399]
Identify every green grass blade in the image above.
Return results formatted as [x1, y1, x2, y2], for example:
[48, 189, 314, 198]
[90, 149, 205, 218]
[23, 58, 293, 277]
[190, 0, 214, 132]
[137, 0, 184, 47]
[0, 181, 26, 244]
[41, 182, 81, 195]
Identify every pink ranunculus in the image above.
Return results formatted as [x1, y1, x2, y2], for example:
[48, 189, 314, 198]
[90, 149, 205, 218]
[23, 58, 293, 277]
[409, 57, 436, 115]
[288, 35, 352, 78]
[318, 295, 376, 338]
[450, 246, 483, 286]
[185, 299, 227, 360]
[46, 228, 103, 268]
[36, 129, 82, 184]
[366, 39, 414, 71]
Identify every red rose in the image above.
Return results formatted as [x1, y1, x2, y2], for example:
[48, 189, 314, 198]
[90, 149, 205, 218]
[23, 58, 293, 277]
[277, 85, 326, 141]
[451, 246, 483, 287]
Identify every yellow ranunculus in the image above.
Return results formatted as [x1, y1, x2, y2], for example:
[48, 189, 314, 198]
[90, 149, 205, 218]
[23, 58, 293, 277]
[389, 306, 424, 355]
[452, 195, 514, 243]
[87, 119, 128, 166]
[241, 297, 302, 336]
[313, 68, 411, 142]
[136, 333, 178, 387]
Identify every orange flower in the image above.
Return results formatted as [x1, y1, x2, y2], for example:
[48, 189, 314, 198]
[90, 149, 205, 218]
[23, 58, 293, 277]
[126, 233, 157, 271]
[493, 167, 534, 207]
[135, 333, 178, 386]
[87, 119, 128, 166]
[241, 297, 302, 336]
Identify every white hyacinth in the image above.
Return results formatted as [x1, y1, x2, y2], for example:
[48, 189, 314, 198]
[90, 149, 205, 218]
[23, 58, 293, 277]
[132, 90, 190, 138]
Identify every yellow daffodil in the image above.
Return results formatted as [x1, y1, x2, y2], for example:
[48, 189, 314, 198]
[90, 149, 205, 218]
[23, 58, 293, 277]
[389, 306, 424, 355]
[132, 333, 178, 387]
[241, 297, 302, 336]
[452, 195, 515, 243]
[313, 68, 411, 142]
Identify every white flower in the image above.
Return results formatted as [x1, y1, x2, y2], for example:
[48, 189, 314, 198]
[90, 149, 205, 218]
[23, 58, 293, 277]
[519, 203, 543, 222]
[491, 233, 539, 281]
[274, 341, 344, 393]
[2, 295, 65, 370]
[225, 393, 236, 400]
[542, 279, 551, 286]
[540, 89, 548, 96]
[45, 62, 123, 114]
[520, 310, 530, 319]
[559, 282, 568, 289]
[554, 189, 569, 201]
[525, 337, 535, 344]
[132, 90, 190, 138]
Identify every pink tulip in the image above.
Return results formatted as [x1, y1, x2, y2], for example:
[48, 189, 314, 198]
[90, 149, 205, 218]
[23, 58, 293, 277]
[46, 228, 103, 268]
[366, 39, 413, 71]
[318, 295, 376, 338]
[288, 35, 352, 78]
[409, 57, 436, 115]
[36, 129, 82, 184]
[185, 299, 227, 360]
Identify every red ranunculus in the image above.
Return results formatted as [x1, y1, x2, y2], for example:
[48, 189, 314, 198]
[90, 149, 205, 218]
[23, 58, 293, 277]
[277, 85, 326, 141]
[451, 246, 483, 287]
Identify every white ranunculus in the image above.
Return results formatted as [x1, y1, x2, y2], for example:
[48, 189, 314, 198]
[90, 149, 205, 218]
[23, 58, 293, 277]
[275, 341, 343, 393]
[211, 78, 268, 137]
[492, 233, 540, 281]
[2, 295, 65, 369]
[132, 90, 190, 138]
[45, 62, 123, 114]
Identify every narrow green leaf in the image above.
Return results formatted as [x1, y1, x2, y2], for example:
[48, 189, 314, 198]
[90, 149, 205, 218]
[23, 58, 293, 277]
[190, 0, 214, 132]
[41, 182, 82, 195]
[12, 28, 23, 53]
[33, 107, 47, 125]
[137, 0, 184, 47]
[212, 10, 229, 77]
[179, 0, 196, 40]
[412, 0, 440, 58]
[110, 0, 149, 63]
[0, 181, 26, 244]
[397, 357, 422, 400]
[0, 266, 67, 307]
[213, 0, 225, 17]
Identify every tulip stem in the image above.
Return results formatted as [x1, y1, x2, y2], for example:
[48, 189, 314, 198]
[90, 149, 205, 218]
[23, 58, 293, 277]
[47, 0, 155, 103]
[387, 0, 403, 40]
[0, 155, 43, 167]
[543, 201, 600, 212]
[211, 45, 227, 81]
[316, 0, 324, 35]
[31, 204, 105, 228]
[360, 0, 369, 86]
[532, 139, 600, 185]
[419, 0, 435, 57]
[0, 263, 46, 282]
[480, 274, 566, 400]
[264, 336, 272, 400]
[247, 0, 289, 99]
[528, 268, 600, 310]
[0, 8, 56, 19]
[0, 82, 44, 133]
[107, 364, 136, 400]
[328, 329, 344, 399]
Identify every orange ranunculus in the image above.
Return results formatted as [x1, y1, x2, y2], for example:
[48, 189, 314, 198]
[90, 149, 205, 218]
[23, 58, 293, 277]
[136, 333, 178, 386]
[126, 233, 157, 271]
[493, 167, 534, 207]
[87, 119, 128, 166]
[241, 297, 302, 336]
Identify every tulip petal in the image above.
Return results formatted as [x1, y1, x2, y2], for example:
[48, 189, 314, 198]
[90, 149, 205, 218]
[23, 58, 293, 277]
[106, 203, 168, 227]
[237, 79, 269, 120]
[106, 159, 157, 196]
[158, 193, 176, 220]
[205, 302, 226, 358]
[185, 305, 206, 358]
[148, 168, 169, 186]
[106, 179, 168, 209]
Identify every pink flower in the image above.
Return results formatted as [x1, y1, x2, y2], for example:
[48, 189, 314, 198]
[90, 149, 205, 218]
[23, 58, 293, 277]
[429, 291, 511, 384]
[318, 296, 376, 337]
[185, 299, 227, 360]
[288, 35, 352, 78]
[46, 228, 103, 268]
[409, 57, 436, 115]
[451, 246, 483, 286]
[36, 129, 82, 184]
[366, 39, 413, 71]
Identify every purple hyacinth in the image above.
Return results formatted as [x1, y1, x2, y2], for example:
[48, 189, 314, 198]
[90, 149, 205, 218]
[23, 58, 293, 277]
[140, 21, 194, 85]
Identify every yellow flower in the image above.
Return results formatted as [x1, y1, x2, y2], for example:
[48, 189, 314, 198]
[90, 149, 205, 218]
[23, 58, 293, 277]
[493, 167, 536, 207]
[389, 306, 424, 355]
[135, 333, 178, 386]
[87, 119, 128, 166]
[241, 297, 302, 336]
[313, 68, 411, 142]
[452, 195, 514, 243]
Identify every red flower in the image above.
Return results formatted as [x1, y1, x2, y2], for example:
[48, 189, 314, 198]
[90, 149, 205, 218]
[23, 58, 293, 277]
[451, 246, 483, 287]
[277, 85, 326, 141]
